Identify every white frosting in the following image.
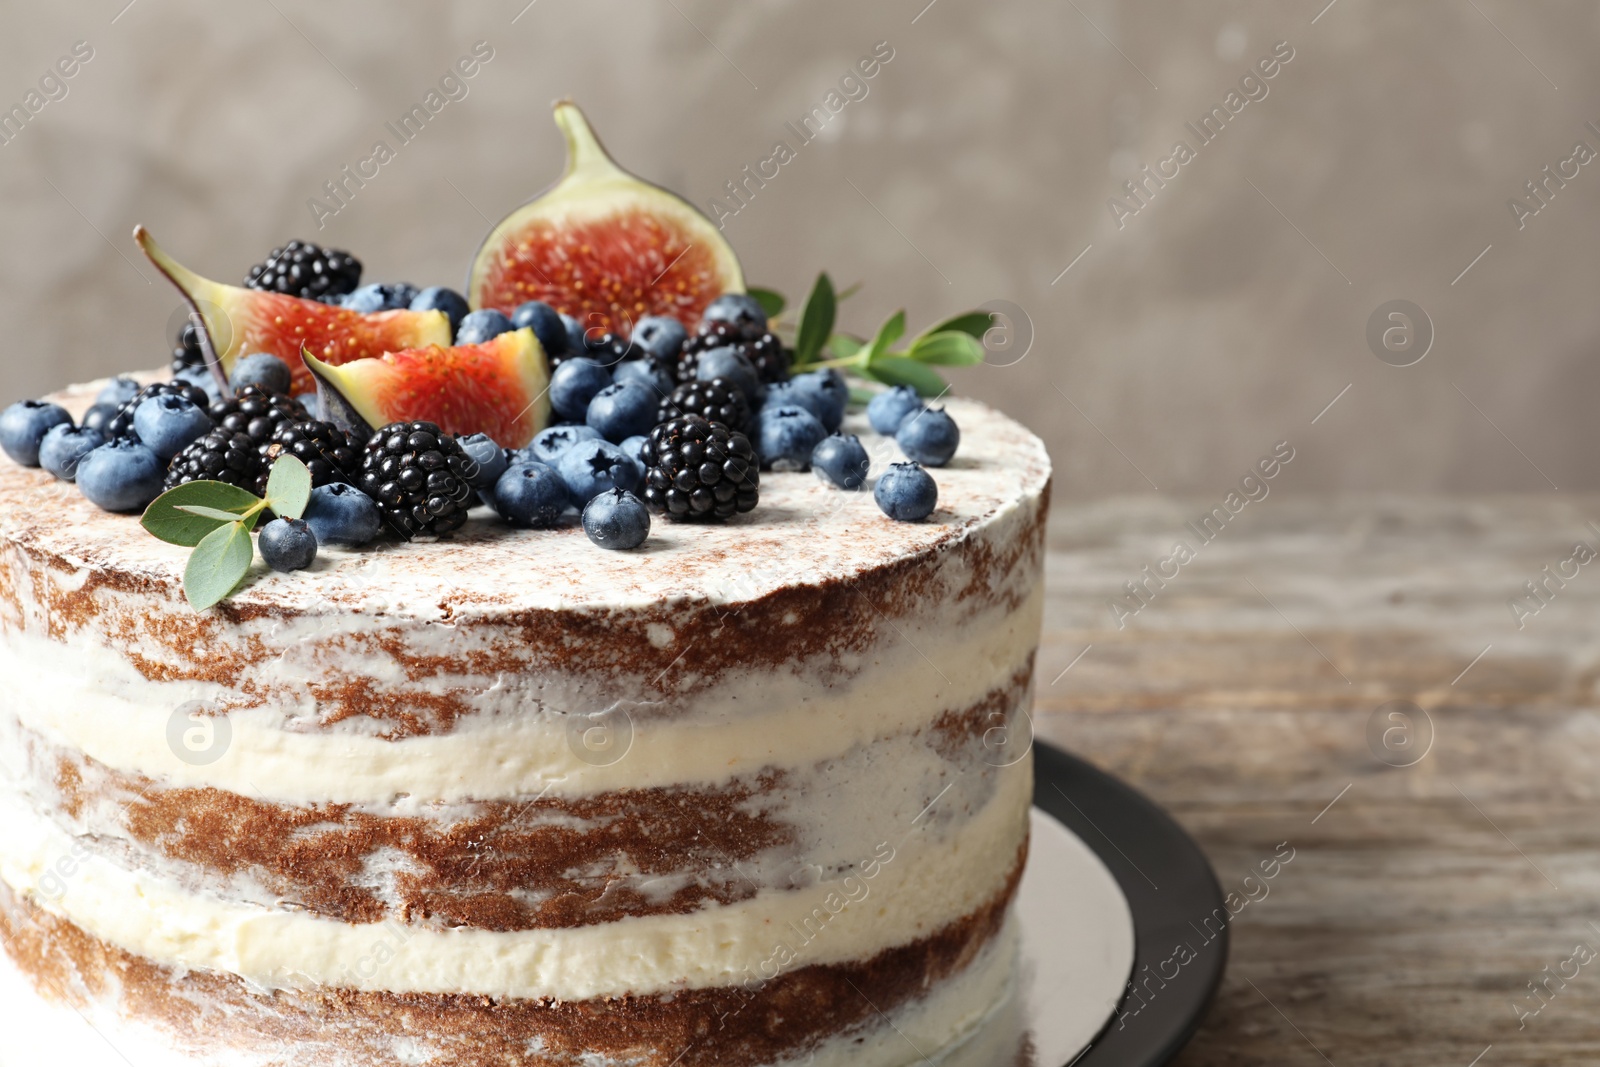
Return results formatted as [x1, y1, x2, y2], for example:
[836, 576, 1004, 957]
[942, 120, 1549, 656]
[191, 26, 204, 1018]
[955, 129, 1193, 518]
[0, 758, 1029, 1001]
[1, 585, 1041, 805]
[0, 909, 1020, 1067]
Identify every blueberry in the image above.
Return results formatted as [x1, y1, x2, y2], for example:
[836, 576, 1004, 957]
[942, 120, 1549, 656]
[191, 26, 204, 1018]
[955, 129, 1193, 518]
[511, 301, 569, 357]
[524, 423, 604, 465]
[586, 381, 658, 442]
[344, 282, 419, 313]
[302, 483, 383, 547]
[619, 434, 649, 470]
[812, 433, 871, 490]
[259, 517, 318, 572]
[756, 404, 827, 471]
[549, 358, 613, 422]
[874, 461, 938, 521]
[0, 401, 73, 466]
[867, 385, 926, 435]
[631, 316, 687, 362]
[701, 292, 768, 326]
[556, 439, 641, 504]
[561, 314, 587, 353]
[456, 309, 516, 346]
[896, 407, 960, 467]
[133, 393, 214, 461]
[456, 433, 509, 490]
[174, 364, 224, 402]
[582, 488, 650, 550]
[695, 346, 764, 406]
[38, 424, 105, 482]
[767, 373, 846, 434]
[493, 461, 569, 528]
[790, 369, 848, 432]
[611, 358, 675, 400]
[96, 377, 142, 407]
[410, 287, 471, 333]
[80, 403, 119, 435]
[230, 353, 293, 396]
[76, 439, 165, 512]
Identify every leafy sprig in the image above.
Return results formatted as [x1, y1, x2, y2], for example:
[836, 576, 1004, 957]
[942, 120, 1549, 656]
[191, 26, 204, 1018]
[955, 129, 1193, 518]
[766, 273, 992, 397]
[140, 455, 312, 611]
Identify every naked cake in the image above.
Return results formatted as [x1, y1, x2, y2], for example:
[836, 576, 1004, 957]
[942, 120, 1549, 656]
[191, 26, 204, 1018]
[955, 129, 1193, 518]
[0, 100, 1051, 1066]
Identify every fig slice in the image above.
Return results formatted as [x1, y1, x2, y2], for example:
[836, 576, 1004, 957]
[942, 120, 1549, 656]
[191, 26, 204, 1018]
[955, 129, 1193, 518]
[134, 226, 453, 395]
[303, 327, 551, 449]
[467, 100, 743, 337]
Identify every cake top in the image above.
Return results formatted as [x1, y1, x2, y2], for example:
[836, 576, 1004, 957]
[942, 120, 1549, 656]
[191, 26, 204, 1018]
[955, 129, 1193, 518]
[1, 380, 1048, 619]
[0, 102, 1049, 620]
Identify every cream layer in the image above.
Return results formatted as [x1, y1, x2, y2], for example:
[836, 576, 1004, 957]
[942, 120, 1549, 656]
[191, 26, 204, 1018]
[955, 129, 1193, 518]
[0, 755, 1030, 1001]
[1, 585, 1041, 806]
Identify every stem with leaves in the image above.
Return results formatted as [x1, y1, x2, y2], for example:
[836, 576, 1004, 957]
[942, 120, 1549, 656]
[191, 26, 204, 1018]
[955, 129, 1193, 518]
[141, 455, 313, 611]
[764, 273, 993, 397]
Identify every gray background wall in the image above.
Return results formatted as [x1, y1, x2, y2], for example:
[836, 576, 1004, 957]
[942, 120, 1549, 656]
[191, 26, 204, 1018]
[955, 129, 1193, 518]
[2, 0, 1597, 496]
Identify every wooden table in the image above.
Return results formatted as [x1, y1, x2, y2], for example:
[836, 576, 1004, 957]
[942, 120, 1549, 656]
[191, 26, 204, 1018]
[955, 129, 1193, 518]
[1033, 496, 1600, 1066]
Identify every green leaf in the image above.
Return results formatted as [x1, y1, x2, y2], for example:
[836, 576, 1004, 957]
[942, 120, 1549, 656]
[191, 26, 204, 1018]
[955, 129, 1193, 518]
[869, 355, 948, 397]
[847, 385, 877, 406]
[264, 455, 312, 519]
[142, 482, 263, 547]
[908, 330, 986, 367]
[836, 281, 863, 302]
[827, 333, 865, 361]
[916, 311, 994, 344]
[183, 522, 254, 612]
[794, 273, 837, 368]
[864, 310, 907, 364]
[747, 287, 785, 319]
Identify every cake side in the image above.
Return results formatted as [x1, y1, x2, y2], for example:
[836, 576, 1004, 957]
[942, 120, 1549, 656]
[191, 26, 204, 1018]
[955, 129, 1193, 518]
[0, 386, 1051, 1065]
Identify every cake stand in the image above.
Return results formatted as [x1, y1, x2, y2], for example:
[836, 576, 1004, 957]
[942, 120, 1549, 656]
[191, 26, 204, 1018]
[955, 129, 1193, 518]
[940, 740, 1227, 1067]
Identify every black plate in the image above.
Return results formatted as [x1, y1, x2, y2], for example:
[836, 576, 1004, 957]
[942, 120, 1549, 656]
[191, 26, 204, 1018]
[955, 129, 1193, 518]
[1032, 741, 1227, 1067]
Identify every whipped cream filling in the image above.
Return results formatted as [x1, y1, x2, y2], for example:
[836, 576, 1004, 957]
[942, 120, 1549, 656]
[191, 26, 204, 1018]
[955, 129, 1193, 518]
[0, 905, 1020, 1067]
[1, 586, 1042, 806]
[0, 756, 1030, 1001]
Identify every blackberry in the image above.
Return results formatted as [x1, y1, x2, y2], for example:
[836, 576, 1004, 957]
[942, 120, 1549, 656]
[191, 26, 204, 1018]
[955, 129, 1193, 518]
[658, 378, 751, 434]
[678, 320, 790, 385]
[162, 387, 308, 491]
[208, 386, 308, 442]
[105, 381, 212, 441]
[244, 240, 362, 302]
[639, 414, 759, 522]
[254, 419, 360, 495]
[170, 320, 206, 374]
[164, 428, 267, 491]
[356, 422, 479, 538]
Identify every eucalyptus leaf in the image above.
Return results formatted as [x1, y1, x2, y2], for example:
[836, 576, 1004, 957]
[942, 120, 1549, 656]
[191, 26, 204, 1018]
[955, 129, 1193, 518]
[142, 481, 264, 547]
[908, 330, 986, 367]
[183, 521, 254, 612]
[794, 273, 836, 368]
[869, 355, 947, 397]
[264, 455, 312, 519]
[915, 311, 994, 344]
[864, 310, 907, 364]
[747, 287, 785, 319]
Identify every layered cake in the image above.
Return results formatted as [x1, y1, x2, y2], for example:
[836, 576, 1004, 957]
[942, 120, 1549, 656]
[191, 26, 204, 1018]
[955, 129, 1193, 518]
[0, 383, 1050, 1065]
[0, 99, 1052, 1065]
